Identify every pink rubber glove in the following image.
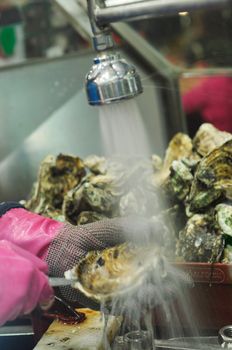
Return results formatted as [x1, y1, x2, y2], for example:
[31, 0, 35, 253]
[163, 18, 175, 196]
[0, 206, 63, 260]
[0, 240, 53, 326]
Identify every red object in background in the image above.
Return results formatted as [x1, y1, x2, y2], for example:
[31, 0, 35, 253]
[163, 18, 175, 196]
[174, 263, 232, 331]
[152, 263, 232, 335]
[182, 76, 232, 133]
[112, 32, 122, 46]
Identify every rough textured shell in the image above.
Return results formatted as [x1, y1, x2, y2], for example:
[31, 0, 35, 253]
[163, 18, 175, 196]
[163, 133, 193, 170]
[188, 139, 232, 211]
[215, 203, 232, 237]
[83, 182, 119, 214]
[69, 243, 164, 302]
[193, 123, 232, 157]
[62, 180, 90, 225]
[168, 159, 194, 201]
[84, 155, 107, 174]
[25, 154, 85, 214]
[154, 133, 194, 185]
[222, 245, 232, 263]
[195, 139, 232, 191]
[76, 211, 107, 225]
[176, 214, 224, 263]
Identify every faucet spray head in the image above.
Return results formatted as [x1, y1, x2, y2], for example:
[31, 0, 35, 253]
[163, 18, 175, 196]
[85, 52, 143, 106]
[85, 0, 143, 105]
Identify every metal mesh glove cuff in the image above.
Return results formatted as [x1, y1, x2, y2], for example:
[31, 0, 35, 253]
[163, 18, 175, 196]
[45, 216, 157, 307]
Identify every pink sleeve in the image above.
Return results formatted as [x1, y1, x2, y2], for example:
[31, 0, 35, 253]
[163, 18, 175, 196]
[182, 80, 208, 114]
[0, 240, 54, 326]
[0, 208, 64, 260]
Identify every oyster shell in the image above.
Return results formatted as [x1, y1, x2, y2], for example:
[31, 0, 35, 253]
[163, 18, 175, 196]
[163, 133, 193, 170]
[193, 139, 232, 193]
[215, 203, 232, 237]
[119, 189, 146, 217]
[65, 243, 166, 302]
[176, 214, 224, 262]
[62, 172, 123, 223]
[84, 155, 107, 175]
[154, 133, 194, 186]
[188, 139, 232, 211]
[166, 159, 194, 201]
[222, 245, 232, 263]
[193, 123, 232, 157]
[76, 211, 107, 225]
[83, 182, 116, 213]
[119, 185, 160, 218]
[25, 154, 86, 213]
[62, 177, 92, 225]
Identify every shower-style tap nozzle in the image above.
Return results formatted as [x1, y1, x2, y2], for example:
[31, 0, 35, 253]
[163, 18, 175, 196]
[85, 52, 143, 106]
[86, 0, 143, 105]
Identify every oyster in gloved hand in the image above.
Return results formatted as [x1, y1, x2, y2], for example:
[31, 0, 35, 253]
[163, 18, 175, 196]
[64, 242, 191, 305]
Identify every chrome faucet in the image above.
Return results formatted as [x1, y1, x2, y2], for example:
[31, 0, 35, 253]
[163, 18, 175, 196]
[85, 0, 143, 105]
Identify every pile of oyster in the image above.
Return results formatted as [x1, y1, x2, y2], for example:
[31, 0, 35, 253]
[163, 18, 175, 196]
[24, 123, 232, 264]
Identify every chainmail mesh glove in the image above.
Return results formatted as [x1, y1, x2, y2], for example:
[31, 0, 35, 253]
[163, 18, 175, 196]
[0, 203, 167, 310]
[46, 216, 165, 308]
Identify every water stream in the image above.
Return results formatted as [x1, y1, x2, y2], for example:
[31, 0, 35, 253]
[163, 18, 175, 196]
[99, 100, 151, 157]
[98, 99, 200, 349]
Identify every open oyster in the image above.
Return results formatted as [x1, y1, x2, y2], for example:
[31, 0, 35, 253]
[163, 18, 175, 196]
[65, 243, 166, 303]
